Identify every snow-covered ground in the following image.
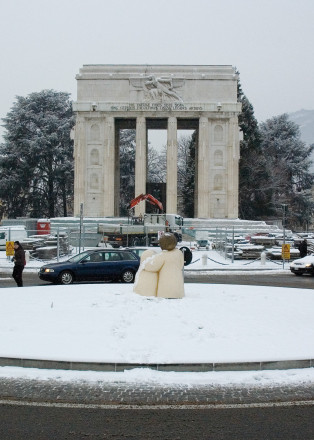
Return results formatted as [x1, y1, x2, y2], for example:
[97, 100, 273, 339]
[0, 281, 314, 387]
[183, 246, 289, 274]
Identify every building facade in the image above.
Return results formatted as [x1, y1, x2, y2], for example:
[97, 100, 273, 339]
[72, 65, 242, 218]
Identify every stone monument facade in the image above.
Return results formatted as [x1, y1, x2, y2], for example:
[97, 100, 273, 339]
[72, 65, 241, 218]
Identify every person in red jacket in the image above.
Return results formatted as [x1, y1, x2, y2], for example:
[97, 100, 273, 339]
[12, 241, 25, 287]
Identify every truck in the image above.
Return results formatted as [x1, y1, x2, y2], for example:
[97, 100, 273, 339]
[0, 226, 28, 251]
[98, 213, 183, 248]
[97, 193, 183, 248]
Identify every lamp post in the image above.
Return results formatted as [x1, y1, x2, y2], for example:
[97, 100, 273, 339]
[79, 203, 83, 253]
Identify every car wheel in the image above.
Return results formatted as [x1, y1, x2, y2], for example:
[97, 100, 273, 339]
[121, 269, 135, 283]
[59, 270, 74, 284]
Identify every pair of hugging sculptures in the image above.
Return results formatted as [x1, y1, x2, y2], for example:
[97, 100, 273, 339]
[133, 233, 185, 299]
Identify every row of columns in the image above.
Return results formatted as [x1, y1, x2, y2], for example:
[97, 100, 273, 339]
[74, 114, 239, 218]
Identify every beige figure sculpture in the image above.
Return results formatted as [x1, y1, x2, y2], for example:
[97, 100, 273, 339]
[133, 249, 158, 297]
[134, 233, 184, 299]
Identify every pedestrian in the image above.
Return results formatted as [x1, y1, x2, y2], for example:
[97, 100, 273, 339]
[298, 239, 307, 258]
[12, 241, 25, 287]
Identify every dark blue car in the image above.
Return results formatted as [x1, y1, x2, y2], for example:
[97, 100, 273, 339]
[38, 249, 140, 285]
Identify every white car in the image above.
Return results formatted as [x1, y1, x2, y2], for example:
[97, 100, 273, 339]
[290, 254, 314, 276]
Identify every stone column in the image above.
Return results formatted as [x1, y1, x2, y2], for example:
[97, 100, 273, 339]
[73, 116, 86, 216]
[135, 117, 147, 216]
[197, 117, 209, 218]
[103, 116, 115, 216]
[166, 117, 178, 214]
[114, 127, 120, 216]
[233, 119, 240, 218]
[227, 116, 239, 218]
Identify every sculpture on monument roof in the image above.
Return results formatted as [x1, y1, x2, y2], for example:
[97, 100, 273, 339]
[143, 75, 183, 103]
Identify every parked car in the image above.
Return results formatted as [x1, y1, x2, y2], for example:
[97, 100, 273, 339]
[196, 239, 209, 250]
[290, 254, 314, 276]
[38, 249, 140, 284]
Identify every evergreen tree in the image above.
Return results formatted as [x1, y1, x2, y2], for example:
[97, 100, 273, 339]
[260, 114, 314, 228]
[0, 90, 75, 218]
[237, 71, 272, 219]
[238, 95, 273, 219]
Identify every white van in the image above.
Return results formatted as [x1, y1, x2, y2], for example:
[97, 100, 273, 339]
[0, 226, 27, 250]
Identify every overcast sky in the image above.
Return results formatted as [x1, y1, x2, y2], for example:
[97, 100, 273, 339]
[1, 0, 313, 142]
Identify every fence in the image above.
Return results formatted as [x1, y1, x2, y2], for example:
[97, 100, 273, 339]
[0, 223, 312, 264]
[0, 227, 73, 263]
[181, 226, 308, 263]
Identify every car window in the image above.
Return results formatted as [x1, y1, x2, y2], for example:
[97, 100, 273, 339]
[88, 252, 103, 262]
[120, 251, 138, 260]
[68, 251, 92, 263]
[103, 252, 122, 261]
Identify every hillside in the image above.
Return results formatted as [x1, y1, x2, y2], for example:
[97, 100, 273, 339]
[288, 109, 314, 145]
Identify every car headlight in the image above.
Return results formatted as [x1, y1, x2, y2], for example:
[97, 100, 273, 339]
[44, 268, 55, 273]
[305, 264, 312, 268]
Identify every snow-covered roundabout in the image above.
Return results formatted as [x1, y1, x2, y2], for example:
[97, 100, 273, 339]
[0, 283, 313, 366]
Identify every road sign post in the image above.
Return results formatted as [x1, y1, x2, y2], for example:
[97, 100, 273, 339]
[6, 241, 14, 261]
[282, 243, 290, 266]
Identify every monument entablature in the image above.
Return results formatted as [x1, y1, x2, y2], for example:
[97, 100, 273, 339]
[73, 102, 240, 114]
[73, 64, 241, 218]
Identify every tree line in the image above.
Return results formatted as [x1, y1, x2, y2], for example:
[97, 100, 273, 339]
[0, 90, 75, 219]
[0, 85, 313, 228]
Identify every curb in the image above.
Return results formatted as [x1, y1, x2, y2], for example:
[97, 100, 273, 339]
[0, 357, 313, 372]
[0, 267, 288, 274]
[184, 268, 287, 272]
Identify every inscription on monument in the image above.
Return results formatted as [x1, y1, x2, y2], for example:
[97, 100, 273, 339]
[110, 103, 203, 112]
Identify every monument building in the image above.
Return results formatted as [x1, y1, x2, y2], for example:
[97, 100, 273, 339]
[72, 65, 242, 218]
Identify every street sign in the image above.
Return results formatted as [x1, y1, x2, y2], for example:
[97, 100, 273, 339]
[282, 243, 290, 259]
[6, 241, 14, 257]
[157, 230, 164, 240]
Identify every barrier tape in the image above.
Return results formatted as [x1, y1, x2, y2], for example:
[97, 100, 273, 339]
[265, 257, 283, 265]
[242, 257, 262, 265]
[207, 257, 230, 266]
[188, 258, 200, 265]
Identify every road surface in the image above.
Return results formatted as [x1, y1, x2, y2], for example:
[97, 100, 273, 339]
[1, 270, 313, 289]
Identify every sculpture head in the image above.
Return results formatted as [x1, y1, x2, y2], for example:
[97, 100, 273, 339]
[159, 233, 177, 251]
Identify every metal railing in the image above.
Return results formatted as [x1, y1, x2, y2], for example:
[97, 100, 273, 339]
[0, 222, 311, 264]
